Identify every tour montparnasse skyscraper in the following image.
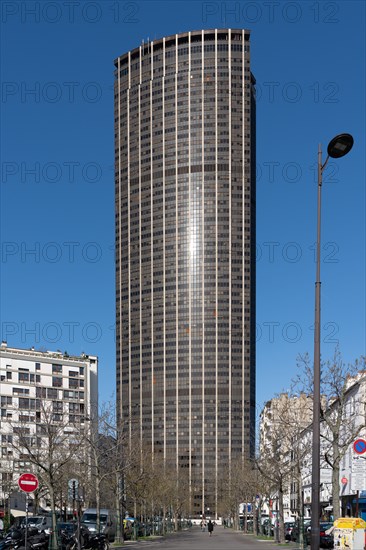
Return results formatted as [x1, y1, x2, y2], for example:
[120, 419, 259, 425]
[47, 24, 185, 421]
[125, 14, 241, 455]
[115, 29, 256, 518]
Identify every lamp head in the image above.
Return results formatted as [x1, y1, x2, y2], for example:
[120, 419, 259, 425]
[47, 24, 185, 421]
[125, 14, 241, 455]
[327, 133, 354, 159]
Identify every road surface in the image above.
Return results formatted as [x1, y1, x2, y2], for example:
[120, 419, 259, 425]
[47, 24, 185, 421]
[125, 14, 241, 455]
[117, 525, 302, 550]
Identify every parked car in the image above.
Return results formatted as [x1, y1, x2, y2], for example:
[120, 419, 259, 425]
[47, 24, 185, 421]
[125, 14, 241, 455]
[261, 519, 274, 536]
[81, 509, 116, 541]
[20, 516, 44, 528]
[56, 522, 77, 536]
[137, 522, 152, 537]
[20, 515, 53, 533]
[305, 522, 334, 548]
[291, 518, 311, 542]
[37, 517, 53, 535]
[285, 521, 295, 540]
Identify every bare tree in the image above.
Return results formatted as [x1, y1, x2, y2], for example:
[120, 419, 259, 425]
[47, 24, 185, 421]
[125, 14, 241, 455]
[80, 402, 137, 543]
[258, 393, 313, 542]
[218, 457, 257, 531]
[124, 441, 155, 524]
[169, 467, 190, 531]
[119, 442, 190, 535]
[296, 349, 366, 519]
[0, 468, 16, 529]
[6, 400, 86, 550]
[257, 443, 288, 541]
[254, 471, 273, 536]
[146, 456, 190, 533]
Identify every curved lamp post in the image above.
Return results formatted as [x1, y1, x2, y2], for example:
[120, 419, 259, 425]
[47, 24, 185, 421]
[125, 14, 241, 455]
[311, 133, 354, 550]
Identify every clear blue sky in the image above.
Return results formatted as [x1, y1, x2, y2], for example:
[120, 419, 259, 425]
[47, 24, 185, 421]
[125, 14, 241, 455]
[1, 0, 365, 413]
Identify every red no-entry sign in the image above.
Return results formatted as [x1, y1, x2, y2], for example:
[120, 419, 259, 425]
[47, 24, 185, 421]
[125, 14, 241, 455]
[18, 473, 39, 493]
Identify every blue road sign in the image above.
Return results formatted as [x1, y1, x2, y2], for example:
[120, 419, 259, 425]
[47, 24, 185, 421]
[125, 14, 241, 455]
[353, 439, 366, 455]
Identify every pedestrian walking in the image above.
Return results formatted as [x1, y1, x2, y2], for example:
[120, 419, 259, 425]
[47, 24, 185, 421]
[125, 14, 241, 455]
[200, 519, 206, 531]
[207, 519, 214, 536]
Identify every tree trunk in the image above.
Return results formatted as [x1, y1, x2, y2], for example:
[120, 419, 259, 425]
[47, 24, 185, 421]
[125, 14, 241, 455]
[297, 473, 305, 549]
[278, 484, 285, 543]
[332, 441, 341, 520]
[243, 504, 247, 532]
[96, 477, 101, 534]
[49, 482, 58, 550]
[258, 502, 264, 535]
[163, 505, 167, 534]
[114, 473, 124, 543]
[236, 509, 240, 531]
[253, 499, 258, 535]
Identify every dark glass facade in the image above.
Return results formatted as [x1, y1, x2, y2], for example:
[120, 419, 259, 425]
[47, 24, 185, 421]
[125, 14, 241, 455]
[114, 29, 256, 517]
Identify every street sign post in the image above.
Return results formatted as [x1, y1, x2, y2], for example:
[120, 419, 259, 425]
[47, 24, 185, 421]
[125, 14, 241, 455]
[351, 456, 366, 492]
[68, 478, 79, 501]
[18, 473, 39, 550]
[18, 473, 39, 493]
[68, 479, 81, 550]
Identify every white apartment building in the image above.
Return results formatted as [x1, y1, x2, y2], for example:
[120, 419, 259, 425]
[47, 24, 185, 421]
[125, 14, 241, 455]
[297, 373, 366, 520]
[259, 373, 366, 522]
[0, 342, 98, 515]
[259, 393, 313, 521]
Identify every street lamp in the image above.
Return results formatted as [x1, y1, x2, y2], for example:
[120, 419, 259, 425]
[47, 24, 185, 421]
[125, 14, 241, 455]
[311, 133, 353, 550]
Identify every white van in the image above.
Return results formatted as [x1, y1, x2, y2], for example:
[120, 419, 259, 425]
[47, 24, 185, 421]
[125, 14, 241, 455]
[81, 508, 116, 541]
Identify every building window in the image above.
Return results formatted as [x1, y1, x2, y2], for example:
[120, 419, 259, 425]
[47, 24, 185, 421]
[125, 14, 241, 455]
[64, 390, 74, 399]
[35, 362, 41, 370]
[19, 398, 36, 410]
[13, 426, 30, 434]
[1, 396, 12, 406]
[52, 377, 62, 388]
[1, 448, 13, 457]
[53, 401, 63, 412]
[2, 472, 12, 482]
[36, 387, 46, 398]
[13, 387, 30, 395]
[52, 364, 62, 374]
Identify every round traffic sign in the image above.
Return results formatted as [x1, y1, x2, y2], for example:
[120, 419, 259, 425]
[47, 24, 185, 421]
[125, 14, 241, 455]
[341, 477, 348, 484]
[353, 439, 366, 455]
[18, 473, 39, 493]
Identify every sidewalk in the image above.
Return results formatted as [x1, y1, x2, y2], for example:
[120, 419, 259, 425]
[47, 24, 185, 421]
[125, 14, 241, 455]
[241, 533, 303, 549]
